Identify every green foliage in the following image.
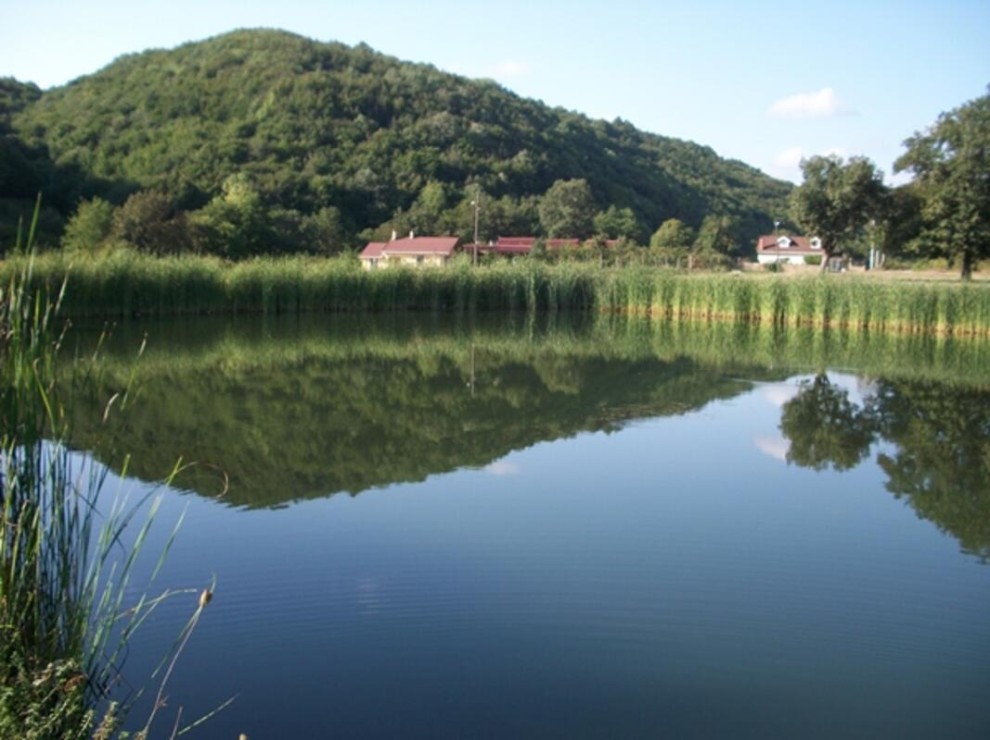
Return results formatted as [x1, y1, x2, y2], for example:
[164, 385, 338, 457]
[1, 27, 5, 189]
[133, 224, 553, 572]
[779, 374, 875, 470]
[789, 155, 886, 271]
[6, 29, 791, 254]
[779, 372, 990, 559]
[894, 89, 990, 279]
[111, 190, 193, 255]
[803, 254, 822, 266]
[538, 178, 595, 238]
[693, 214, 739, 260]
[61, 197, 114, 253]
[593, 205, 642, 241]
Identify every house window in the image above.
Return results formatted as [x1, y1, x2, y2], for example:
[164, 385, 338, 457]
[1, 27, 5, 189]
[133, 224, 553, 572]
[810, 237, 822, 249]
[416, 256, 424, 265]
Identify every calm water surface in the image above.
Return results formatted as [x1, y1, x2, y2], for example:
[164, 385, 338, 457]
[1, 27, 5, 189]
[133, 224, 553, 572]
[69, 315, 990, 738]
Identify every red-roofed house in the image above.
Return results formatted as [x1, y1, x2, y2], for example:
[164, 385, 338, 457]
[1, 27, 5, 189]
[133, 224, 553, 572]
[463, 236, 618, 259]
[756, 235, 825, 265]
[360, 233, 461, 269]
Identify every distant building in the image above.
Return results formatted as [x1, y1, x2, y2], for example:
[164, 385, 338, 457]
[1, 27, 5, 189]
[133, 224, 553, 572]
[463, 236, 617, 259]
[755, 235, 824, 265]
[360, 233, 460, 269]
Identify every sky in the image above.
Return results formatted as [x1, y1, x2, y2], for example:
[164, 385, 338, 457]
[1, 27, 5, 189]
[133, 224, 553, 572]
[2, 0, 988, 185]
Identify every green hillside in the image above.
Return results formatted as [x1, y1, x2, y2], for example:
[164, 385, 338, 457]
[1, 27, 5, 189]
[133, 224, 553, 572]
[3, 28, 791, 255]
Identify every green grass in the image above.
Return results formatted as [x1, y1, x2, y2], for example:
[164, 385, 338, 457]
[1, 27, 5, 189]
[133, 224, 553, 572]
[2, 252, 990, 336]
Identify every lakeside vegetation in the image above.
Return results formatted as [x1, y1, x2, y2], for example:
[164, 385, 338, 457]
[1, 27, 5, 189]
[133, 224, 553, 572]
[0, 261, 217, 737]
[3, 252, 990, 336]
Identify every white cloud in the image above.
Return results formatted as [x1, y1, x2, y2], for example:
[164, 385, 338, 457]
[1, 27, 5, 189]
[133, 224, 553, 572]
[490, 59, 532, 79]
[767, 87, 844, 119]
[754, 436, 790, 462]
[484, 460, 521, 476]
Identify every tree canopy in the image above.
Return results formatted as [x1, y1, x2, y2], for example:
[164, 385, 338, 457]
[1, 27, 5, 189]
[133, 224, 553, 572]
[789, 155, 886, 272]
[894, 89, 990, 279]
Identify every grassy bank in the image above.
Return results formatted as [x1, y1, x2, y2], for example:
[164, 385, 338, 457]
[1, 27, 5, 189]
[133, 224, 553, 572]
[3, 252, 990, 336]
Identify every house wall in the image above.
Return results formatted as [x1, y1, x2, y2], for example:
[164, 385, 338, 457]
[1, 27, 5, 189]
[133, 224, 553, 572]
[757, 253, 811, 265]
[361, 254, 453, 269]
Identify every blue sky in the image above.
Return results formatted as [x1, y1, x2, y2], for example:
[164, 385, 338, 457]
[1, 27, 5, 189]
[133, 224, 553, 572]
[2, 0, 987, 184]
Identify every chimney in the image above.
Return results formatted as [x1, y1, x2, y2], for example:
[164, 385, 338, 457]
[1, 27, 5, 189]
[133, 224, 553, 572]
[409, 230, 415, 239]
[390, 230, 397, 241]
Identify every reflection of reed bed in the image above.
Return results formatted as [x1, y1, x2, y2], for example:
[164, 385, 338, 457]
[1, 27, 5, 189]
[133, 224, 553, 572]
[71, 312, 990, 389]
[5, 253, 990, 336]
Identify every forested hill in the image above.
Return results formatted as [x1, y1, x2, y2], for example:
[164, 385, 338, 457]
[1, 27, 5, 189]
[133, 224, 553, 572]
[3, 28, 791, 255]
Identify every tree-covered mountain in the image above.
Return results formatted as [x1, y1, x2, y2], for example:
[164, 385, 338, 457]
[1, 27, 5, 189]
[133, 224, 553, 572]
[4, 28, 791, 256]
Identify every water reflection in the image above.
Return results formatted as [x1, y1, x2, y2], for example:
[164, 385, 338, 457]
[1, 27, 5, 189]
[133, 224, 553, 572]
[64, 314, 990, 558]
[781, 374, 990, 560]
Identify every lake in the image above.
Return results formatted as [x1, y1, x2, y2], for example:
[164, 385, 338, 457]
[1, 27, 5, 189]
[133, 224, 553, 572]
[66, 313, 990, 738]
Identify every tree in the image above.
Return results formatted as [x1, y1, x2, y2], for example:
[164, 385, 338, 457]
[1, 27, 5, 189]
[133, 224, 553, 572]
[876, 185, 924, 263]
[691, 215, 736, 269]
[894, 90, 990, 279]
[61, 197, 114, 253]
[111, 190, 192, 255]
[593, 205, 641, 242]
[538, 179, 595, 239]
[789, 155, 886, 273]
[193, 175, 271, 258]
[648, 218, 694, 266]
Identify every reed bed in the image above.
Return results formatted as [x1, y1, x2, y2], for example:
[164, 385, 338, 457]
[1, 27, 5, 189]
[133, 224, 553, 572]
[2, 253, 989, 336]
[600, 269, 990, 336]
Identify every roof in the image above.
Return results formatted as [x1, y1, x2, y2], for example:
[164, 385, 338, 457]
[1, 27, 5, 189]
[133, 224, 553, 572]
[361, 236, 460, 259]
[756, 235, 820, 253]
[360, 242, 386, 258]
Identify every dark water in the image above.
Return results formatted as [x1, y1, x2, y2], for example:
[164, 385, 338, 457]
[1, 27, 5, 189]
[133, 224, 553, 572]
[67, 314, 990, 738]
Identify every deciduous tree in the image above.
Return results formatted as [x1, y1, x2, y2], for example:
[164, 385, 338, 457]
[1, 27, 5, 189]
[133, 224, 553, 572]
[538, 179, 595, 239]
[61, 197, 114, 253]
[789, 155, 886, 273]
[894, 90, 990, 279]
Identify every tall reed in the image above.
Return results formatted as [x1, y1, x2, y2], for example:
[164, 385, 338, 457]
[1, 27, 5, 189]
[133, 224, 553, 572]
[2, 253, 988, 336]
[1, 255, 209, 737]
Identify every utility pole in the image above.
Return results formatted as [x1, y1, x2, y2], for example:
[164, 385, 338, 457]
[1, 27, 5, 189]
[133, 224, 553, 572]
[471, 188, 481, 266]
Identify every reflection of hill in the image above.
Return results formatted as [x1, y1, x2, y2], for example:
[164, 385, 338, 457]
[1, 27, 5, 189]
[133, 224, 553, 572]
[67, 315, 768, 507]
[65, 314, 990, 519]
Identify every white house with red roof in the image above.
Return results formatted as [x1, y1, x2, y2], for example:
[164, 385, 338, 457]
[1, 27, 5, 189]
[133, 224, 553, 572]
[756, 234, 824, 265]
[360, 232, 461, 269]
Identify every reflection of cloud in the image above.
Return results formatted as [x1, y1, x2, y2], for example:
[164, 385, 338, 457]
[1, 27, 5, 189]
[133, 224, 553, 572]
[485, 460, 521, 476]
[755, 436, 790, 462]
[491, 59, 532, 78]
[768, 87, 845, 119]
[763, 384, 799, 408]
